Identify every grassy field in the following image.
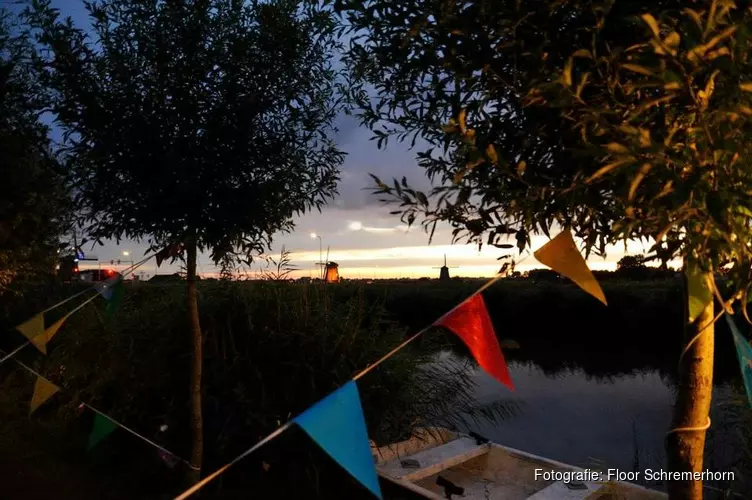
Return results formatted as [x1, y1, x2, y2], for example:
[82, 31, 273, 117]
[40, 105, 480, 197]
[0, 277, 748, 498]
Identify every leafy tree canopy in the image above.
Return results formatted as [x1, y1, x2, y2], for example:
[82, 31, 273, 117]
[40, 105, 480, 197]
[28, 0, 344, 266]
[334, 0, 752, 304]
[0, 7, 70, 293]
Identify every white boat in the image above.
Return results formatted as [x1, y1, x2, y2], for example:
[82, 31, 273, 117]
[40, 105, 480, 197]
[374, 428, 668, 500]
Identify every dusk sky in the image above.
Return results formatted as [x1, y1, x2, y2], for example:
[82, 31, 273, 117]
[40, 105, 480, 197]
[82, 113, 663, 280]
[47, 0, 664, 279]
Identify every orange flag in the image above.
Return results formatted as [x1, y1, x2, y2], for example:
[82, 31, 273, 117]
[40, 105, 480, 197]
[435, 294, 514, 390]
[533, 229, 607, 306]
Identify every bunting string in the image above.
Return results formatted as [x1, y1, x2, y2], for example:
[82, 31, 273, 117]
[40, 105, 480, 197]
[4, 352, 196, 470]
[353, 271, 508, 382]
[174, 251, 535, 500]
[37, 252, 155, 316]
[0, 342, 28, 366]
[1, 252, 157, 367]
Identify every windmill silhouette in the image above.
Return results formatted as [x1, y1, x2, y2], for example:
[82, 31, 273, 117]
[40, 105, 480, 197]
[315, 246, 340, 283]
[433, 254, 458, 281]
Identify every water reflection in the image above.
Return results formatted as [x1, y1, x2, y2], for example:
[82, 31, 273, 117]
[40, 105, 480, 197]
[432, 351, 744, 492]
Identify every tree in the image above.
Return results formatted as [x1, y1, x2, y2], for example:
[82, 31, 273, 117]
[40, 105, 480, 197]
[28, 0, 343, 482]
[0, 7, 70, 295]
[616, 255, 646, 270]
[334, 1, 752, 497]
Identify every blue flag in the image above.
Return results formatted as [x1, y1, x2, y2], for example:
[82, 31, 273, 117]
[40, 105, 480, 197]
[293, 381, 382, 499]
[95, 275, 121, 300]
[726, 314, 752, 408]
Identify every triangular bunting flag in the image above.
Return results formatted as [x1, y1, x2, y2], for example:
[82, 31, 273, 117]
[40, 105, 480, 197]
[293, 381, 382, 499]
[29, 334, 48, 355]
[95, 275, 121, 300]
[88, 413, 118, 450]
[105, 280, 125, 320]
[30, 376, 60, 415]
[686, 264, 713, 324]
[16, 314, 45, 344]
[28, 314, 70, 355]
[726, 315, 752, 408]
[533, 229, 607, 306]
[45, 314, 69, 343]
[435, 294, 514, 390]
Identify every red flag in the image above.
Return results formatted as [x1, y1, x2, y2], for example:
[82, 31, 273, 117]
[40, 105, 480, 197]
[435, 294, 514, 390]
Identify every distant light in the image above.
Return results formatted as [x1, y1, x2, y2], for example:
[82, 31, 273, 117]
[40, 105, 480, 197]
[348, 221, 363, 231]
[73, 258, 79, 262]
[310, 233, 318, 239]
[123, 251, 130, 256]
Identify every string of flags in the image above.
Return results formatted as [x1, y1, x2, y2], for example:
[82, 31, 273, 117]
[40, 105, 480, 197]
[683, 262, 752, 409]
[1, 244, 196, 474]
[16, 230, 750, 498]
[175, 229, 606, 499]
[5, 252, 156, 361]
[7, 353, 195, 467]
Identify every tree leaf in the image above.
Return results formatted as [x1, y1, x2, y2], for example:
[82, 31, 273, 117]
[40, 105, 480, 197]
[621, 64, 654, 76]
[486, 144, 498, 164]
[572, 49, 592, 58]
[641, 14, 661, 37]
[585, 159, 633, 183]
[563, 57, 574, 87]
[516, 160, 527, 176]
[628, 164, 652, 201]
[663, 32, 680, 48]
[606, 143, 630, 154]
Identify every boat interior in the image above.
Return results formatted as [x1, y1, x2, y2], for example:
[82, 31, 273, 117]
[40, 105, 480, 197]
[374, 428, 668, 500]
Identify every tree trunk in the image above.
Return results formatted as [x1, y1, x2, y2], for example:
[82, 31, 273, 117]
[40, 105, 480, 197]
[666, 271, 714, 500]
[186, 232, 204, 485]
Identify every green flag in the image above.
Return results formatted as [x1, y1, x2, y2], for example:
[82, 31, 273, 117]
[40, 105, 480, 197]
[88, 413, 118, 450]
[686, 264, 713, 324]
[105, 280, 125, 320]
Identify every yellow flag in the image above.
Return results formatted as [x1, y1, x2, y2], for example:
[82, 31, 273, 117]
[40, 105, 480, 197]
[16, 314, 45, 343]
[30, 376, 60, 415]
[28, 314, 69, 354]
[533, 229, 608, 306]
[44, 315, 69, 343]
[29, 333, 48, 354]
[686, 264, 713, 324]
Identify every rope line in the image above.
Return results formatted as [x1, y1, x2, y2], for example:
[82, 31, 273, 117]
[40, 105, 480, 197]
[1, 254, 157, 368]
[173, 252, 532, 499]
[6, 353, 196, 470]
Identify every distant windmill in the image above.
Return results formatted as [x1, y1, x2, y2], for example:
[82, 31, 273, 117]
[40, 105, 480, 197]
[316, 246, 340, 283]
[433, 254, 458, 281]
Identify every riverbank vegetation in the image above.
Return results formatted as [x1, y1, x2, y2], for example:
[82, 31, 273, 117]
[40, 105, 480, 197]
[1, 277, 750, 497]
